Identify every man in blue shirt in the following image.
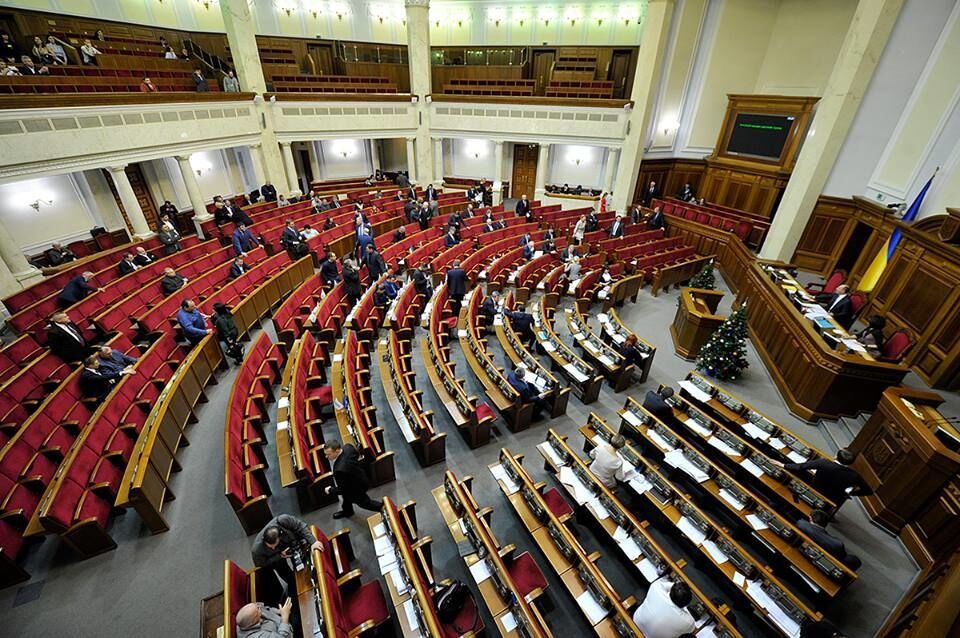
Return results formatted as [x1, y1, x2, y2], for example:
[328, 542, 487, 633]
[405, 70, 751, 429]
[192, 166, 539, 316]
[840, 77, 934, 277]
[233, 222, 259, 256]
[383, 274, 401, 300]
[96, 345, 137, 376]
[177, 299, 211, 345]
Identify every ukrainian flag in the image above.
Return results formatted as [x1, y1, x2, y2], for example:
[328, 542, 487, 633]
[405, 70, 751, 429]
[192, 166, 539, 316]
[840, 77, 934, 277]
[859, 170, 937, 292]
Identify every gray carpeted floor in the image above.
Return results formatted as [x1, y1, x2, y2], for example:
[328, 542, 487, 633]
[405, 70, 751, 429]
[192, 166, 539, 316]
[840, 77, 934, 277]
[0, 270, 937, 638]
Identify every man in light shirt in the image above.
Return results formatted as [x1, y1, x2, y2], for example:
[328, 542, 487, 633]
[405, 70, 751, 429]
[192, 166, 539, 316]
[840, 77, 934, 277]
[589, 435, 626, 489]
[632, 578, 697, 638]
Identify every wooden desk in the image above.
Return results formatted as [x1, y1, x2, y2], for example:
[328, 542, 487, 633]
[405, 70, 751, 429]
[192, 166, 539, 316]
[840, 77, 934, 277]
[275, 338, 301, 488]
[739, 261, 908, 421]
[670, 287, 725, 359]
[850, 386, 960, 566]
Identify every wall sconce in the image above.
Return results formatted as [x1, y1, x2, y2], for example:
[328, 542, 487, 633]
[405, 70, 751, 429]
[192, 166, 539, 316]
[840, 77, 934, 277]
[574, 158, 582, 166]
[329, 2, 349, 21]
[488, 7, 505, 27]
[660, 116, 680, 136]
[29, 197, 54, 212]
[619, 6, 639, 25]
[539, 9, 554, 27]
[196, 0, 215, 10]
[565, 9, 581, 26]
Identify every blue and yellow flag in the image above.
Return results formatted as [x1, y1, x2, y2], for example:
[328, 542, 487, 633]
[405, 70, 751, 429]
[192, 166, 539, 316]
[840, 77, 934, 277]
[859, 170, 937, 292]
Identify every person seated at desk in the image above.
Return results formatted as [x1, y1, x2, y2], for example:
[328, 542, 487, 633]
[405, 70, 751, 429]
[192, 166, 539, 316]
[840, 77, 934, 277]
[677, 183, 695, 202]
[161, 268, 188, 294]
[322, 216, 337, 231]
[798, 510, 861, 571]
[632, 578, 697, 638]
[45, 242, 76, 266]
[96, 345, 136, 377]
[589, 434, 626, 489]
[618, 334, 646, 368]
[522, 241, 536, 261]
[506, 365, 548, 420]
[646, 206, 665, 230]
[444, 227, 459, 248]
[564, 256, 582, 281]
[133, 246, 157, 266]
[505, 303, 536, 349]
[643, 386, 677, 425]
[818, 284, 854, 329]
[229, 256, 249, 279]
[855, 315, 886, 357]
[213, 202, 233, 226]
[585, 211, 599, 233]
[393, 225, 407, 244]
[383, 274, 401, 300]
[300, 224, 319, 241]
[607, 214, 625, 238]
[777, 448, 872, 515]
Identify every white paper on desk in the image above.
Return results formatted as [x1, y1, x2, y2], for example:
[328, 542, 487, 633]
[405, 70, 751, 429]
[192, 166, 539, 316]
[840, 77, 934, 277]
[458, 518, 468, 535]
[374, 535, 394, 557]
[841, 338, 867, 353]
[702, 539, 729, 565]
[378, 551, 398, 573]
[587, 497, 610, 520]
[708, 436, 739, 457]
[563, 363, 589, 382]
[747, 581, 801, 638]
[613, 333, 626, 345]
[373, 522, 387, 538]
[740, 458, 764, 478]
[698, 624, 720, 638]
[469, 559, 492, 583]
[500, 611, 518, 632]
[741, 422, 771, 441]
[637, 558, 659, 583]
[621, 410, 642, 427]
[598, 355, 615, 367]
[787, 451, 808, 464]
[390, 569, 409, 595]
[679, 380, 713, 403]
[401, 599, 422, 635]
[597, 313, 609, 323]
[572, 331, 585, 341]
[678, 517, 707, 546]
[732, 572, 746, 588]
[541, 341, 556, 352]
[276, 421, 289, 431]
[630, 475, 653, 495]
[746, 514, 769, 531]
[685, 418, 713, 438]
[648, 430, 675, 452]
[719, 489, 746, 511]
[493, 316, 504, 327]
[537, 281, 546, 291]
[333, 353, 344, 362]
[490, 464, 520, 495]
[617, 530, 642, 562]
[277, 397, 290, 410]
[591, 434, 604, 446]
[664, 449, 710, 483]
[767, 437, 785, 449]
[576, 589, 610, 624]
[803, 305, 829, 318]
[457, 329, 467, 338]
[538, 441, 565, 468]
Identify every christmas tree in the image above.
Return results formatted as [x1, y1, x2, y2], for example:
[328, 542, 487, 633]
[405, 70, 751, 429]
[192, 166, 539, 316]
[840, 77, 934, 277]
[696, 303, 749, 380]
[688, 260, 716, 290]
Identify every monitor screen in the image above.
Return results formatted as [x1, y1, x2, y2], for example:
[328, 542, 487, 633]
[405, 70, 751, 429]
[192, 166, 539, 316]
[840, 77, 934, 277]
[727, 113, 794, 159]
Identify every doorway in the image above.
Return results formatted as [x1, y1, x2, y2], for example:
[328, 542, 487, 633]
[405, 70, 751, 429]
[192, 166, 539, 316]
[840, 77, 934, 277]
[836, 222, 874, 274]
[609, 50, 632, 99]
[531, 50, 556, 96]
[296, 146, 314, 192]
[511, 144, 539, 199]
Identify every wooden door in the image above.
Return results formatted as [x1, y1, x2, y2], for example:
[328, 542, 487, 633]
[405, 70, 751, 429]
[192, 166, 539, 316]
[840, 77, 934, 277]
[609, 50, 632, 99]
[307, 44, 335, 75]
[511, 144, 539, 199]
[532, 50, 556, 96]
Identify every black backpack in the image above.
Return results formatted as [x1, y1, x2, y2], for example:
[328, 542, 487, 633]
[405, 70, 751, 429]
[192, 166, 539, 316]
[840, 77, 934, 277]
[434, 580, 478, 632]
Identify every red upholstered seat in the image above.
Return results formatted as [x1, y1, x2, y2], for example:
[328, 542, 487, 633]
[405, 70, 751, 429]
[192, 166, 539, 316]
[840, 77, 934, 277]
[343, 580, 390, 629]
[542, 487, 573, 518]
[313, 385, 333, 405]
[475, 402, 495, 422]
[441, 593, 483, 638]
[880, 330, 912, 363]
[227, 561, 251, 617]
[505, 551, 548, 599]
[806, 269, 846, 295]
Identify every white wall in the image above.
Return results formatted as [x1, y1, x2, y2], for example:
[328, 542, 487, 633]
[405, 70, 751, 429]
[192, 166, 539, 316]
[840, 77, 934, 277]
[547, 144, 605, 189]
[450, 139, 496, 179]
[0, 174, 99, 252]
[379, 138, 407, 173]
[317, 139, 373, 179]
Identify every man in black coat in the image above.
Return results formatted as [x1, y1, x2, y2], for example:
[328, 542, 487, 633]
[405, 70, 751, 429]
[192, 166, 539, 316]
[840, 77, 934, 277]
[57, 271, 99, 308]
[404, 197, 418, 221]
[820, 284, 855, 329]
[364, 245, 387, 281]
[515, 194, 531, 218]
[320, 251, 341, 286]
[779, 448, 872, 513]
[323, 441, 380, 518]
[585, 211, 599, 233]
[280, 220, 308, 258]
[607, 214, 625, 238]
[213, 202, 233, 227]
[45, 243, 76, 266]
[229, 256, 248, 279]
[646, 206, 665, 230]
[133, 247, 157, 267]
[251, 514, 324, 606]
[446, 260, 467, 315]
[342, 259, 361, 305]
[159, 200, 178, 223]
[797, 510, 860, 570]
[479, 290, 499, 326]
[80, 354, 133, 403]
[505, 303, 536, 349]
[260, 182, 278, 202]
[425, 184, 437, 201]
[413, 263, 433, 298]
[640, 180, 659, 208]
[46, 312, 91, 363]
[232, 205, 254, 227]
[642, 386, 679, 427]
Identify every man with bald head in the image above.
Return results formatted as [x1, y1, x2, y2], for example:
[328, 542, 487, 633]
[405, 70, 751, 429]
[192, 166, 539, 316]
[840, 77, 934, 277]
[236, 599, 293, 638]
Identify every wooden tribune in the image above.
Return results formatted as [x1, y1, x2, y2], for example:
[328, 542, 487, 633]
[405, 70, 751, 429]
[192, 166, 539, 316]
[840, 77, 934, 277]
[849, 386, 960, 567]
[670, 287, 726, 360]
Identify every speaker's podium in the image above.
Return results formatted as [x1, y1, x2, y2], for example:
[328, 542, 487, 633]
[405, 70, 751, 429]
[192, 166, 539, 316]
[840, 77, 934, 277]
[670, 287, 725, 360]
[850, 386, 960, 566]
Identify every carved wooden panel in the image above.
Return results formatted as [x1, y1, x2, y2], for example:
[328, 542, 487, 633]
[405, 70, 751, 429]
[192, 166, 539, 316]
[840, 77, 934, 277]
[890, 267, 950, 334]
[864, 429, 903, 482]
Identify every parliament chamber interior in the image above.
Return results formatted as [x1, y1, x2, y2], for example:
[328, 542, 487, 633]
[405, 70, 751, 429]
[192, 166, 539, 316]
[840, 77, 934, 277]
[1, 0, 960, 637]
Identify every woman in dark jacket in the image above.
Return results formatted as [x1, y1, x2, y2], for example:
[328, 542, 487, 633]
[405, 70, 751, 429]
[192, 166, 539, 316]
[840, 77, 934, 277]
[210, 303, 243, 364]
[342, 258, 362, 305]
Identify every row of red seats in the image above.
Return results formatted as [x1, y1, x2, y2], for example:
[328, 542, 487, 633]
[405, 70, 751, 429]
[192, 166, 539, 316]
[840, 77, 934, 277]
[47, 66, 195, 79]
[575, 263, 625, 300]
[4, 233, 183, 314]
[271, 276, 327, 350]
[459, 222, 540, 283]
[655, 198, 765, 246]
[224, 333, 284, 534]
[516, 253, 562, 294]
[0, 334, 44, 380]
[537, 205, 599, 227]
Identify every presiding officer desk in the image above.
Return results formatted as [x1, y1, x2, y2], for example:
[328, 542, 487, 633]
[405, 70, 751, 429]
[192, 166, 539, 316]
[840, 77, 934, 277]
[737, 262, 908, 421]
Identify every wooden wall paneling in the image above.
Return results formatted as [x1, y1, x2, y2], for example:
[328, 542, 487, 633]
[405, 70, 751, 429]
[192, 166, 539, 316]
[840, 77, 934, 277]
[510, 144, 538, 198]
[633, 158, 707, 205]
[431, 64, 524, 93]
[792, 196, 858, 275]
[877, 549, 960, 638]
[343, 62, 410, 92]
[126, 163, 159, 231]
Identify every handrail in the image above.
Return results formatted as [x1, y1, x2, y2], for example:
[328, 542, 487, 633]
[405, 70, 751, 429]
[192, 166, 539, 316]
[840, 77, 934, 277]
[183, 39, 233, 77]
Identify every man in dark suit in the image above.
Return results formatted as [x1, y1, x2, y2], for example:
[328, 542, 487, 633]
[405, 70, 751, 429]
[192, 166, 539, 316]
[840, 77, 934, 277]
[446, 260, 467, 315]
[231, 205, 254, 227]
[159, 200, 178, 223]
[515, 194, 531, 218]
[413, 263, 433, 298]
[444, 228, 459, 248]
[483, 219, 497, 232]
[80, 354, 133, 403]
[46, 312, 91, 362]
[418, 201, 432, 231]
[57, 271, 100, 308]
[320, 251, 341, 285]
[779, 448, 872, 514]
[229, 256, 248, 279]
[118, 253, 140, 276]
[45, 243, 76, 266]
[505, 303, 536, 349]
[479, 290, 499, 326]
[585, 211, 599, 233]
[646, 206, 665, 230]
[820, 284, 854, 329]
[260, 182, 278, 202]
[640, 180, 659, 208]
[406, 184, 417, 201]
[507, 366, 548, 420]
[642, 386, 679, 427]
[192, 68, 209, 92]
[161, 267, 188, 294]
[232, 223, 259, 256]
[425, 184, 437, 201]
[797, 510, 861, 570]
[678, 183, 695, 202]
[522, 240, 536, 261]
[251, 514, 325, 607]
[323, 440, 380, 518]
[364, 245, 387, 281]
[213, 202, 233, 227]
[96, 345, 136, 376]
[607, 214, 625, 238]
[403, 197, 418, 221]
[280, 220, 308, 258]
[133, 246, 157, 267]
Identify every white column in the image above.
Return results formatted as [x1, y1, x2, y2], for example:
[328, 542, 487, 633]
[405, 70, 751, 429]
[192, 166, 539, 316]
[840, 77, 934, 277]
[307, 142, 322, 188]
[405, 137, 417, 183]
[604, 147, 620, 196]
[405, 0, 434, 185]
[0, 217, 42, 290]
[249, 143, 267, 187]
[760, 0, 906, 260]
[175, 155, 210, 221]
[433, 137, 443, 184]
[369, 139, 381, 174]
[535, 143, 550, 201]
[492, 141, 505, 206]
[108, 165, 153, 239]
[280, 142, 300, 196]
[219, 0, 267, 94]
